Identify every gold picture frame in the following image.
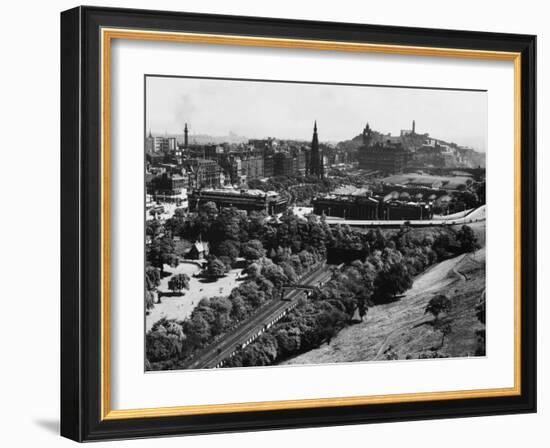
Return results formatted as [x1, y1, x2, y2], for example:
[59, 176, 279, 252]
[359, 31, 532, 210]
[61, 6, 536, 441]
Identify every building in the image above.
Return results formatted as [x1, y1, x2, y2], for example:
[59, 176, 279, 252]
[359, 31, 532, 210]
[263, 154, 274, 178]
[183, 158, 223, 190]
[145, 134, 179, 154]
[249, 138, 274, 152]
[309, 121, 324, 178]
[400, 120, 416, 136]
[291, 148, 307, 175]
[273, 152, 294, 177]
[380, 201, 431, 220]
[227, 156, 243, 184]
[244, 155, 264, 180]
[144, 132, 167, 153]
[147, 172, 189, 206]
[146, 151, 165, 165]
[187, 240, 209, 260]
[313, 195, 380, 219]
[357, 142, 409, 173]
[313, 190, 432, 221]
[145, 130, 155, 153]
[357, 123, 409, 173]
[160, 137, 177, 153]
[189, 188, 288, 215]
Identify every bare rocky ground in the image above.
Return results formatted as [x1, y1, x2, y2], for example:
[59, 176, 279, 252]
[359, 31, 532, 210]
[282, 233, 486, 366]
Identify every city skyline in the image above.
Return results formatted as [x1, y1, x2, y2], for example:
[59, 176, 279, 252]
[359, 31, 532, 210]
[146, 76, 488, 152]
[145, 74, 487, 373]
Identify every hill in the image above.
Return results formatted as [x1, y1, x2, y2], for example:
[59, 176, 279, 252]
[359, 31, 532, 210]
[282, 243, 486, 365]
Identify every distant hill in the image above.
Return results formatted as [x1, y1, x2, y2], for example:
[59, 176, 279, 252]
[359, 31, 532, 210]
[336, 128, 485, 169]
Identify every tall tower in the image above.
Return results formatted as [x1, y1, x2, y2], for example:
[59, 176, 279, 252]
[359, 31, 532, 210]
[145, 129, 154, 153]
[362, 122, 372, 146]
[412, 120, 416, 134]
[184, 123, 189, 148]
[311, 121, 320, 177]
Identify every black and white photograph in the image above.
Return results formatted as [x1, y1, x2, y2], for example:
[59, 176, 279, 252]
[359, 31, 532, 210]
[144, 76, 487, 371]
[0, 0, 543, 444]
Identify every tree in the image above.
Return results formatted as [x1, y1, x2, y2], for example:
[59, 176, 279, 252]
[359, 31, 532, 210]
[192, 201, 218, 238]
[147, 235, 176, 274]
[145, 267, 161, 289]
[216, 240, 240, 264]
[241, 239, 266, 261]
[146, 220, 163, 239]
[173, 207, 186, 218]
[229, 293, 250, 321]
[209, 207, 248, 246]
[205, 257, 227, 279]
[433, 320, 452, 350]
[452, 191, 478, 209]
[145, 289, 155, 310]
[456, 225, 480, 254]
[424, 295, 453, 351]
[198, 201, 218, 219]
[146, 319, 185, 362]
[432, 232, 460, 259]
[244, 262, 261, 278]
[274, 328, 302, 356]
[218, 255, 233, 271]
[370, 228, 388, 251]
[280, 262, 298, 284]
[209, 296, 234, 335]
[357, 296, 370, 321]
[425, 294, 452, 321]
[373, 263, 412, 303]
[261, 263, 288, 288]
[183, 315, 211, 349]
[146, 332, 179, 362]
[168, 273, 190, 294]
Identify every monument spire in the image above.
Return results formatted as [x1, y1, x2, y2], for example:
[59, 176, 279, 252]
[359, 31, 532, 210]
[311, 120, 321, 178]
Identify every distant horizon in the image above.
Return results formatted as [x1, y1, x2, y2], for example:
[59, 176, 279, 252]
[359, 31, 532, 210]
[146, 129, 483, 151]
[146, 76, 487, 152]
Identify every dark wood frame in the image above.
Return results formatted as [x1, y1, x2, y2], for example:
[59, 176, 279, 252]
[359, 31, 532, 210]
[61, 5, 537, 442]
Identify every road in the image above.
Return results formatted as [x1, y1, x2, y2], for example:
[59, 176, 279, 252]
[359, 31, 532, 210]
[323, 205, 486, 228]
[182, 264, 332, 370]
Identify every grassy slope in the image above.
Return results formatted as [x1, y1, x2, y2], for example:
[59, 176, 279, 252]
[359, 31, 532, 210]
[282, 227, 486, 366]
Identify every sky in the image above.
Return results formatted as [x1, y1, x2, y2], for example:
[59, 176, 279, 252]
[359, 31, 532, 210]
[146, 76, 487, 152]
